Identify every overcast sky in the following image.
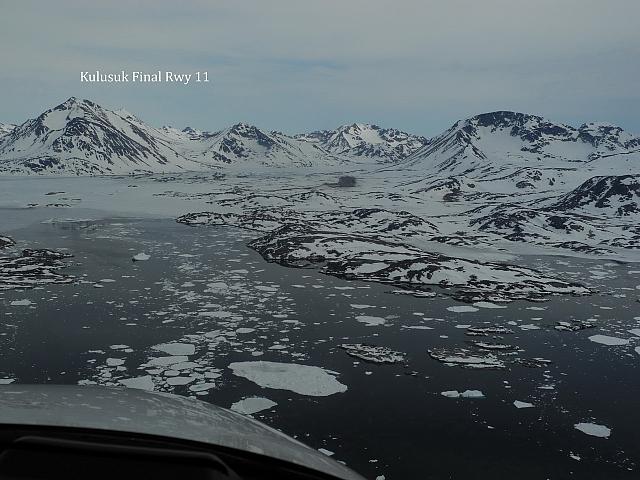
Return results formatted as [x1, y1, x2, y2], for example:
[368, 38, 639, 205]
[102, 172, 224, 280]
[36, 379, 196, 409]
[1, 0, 639, 136]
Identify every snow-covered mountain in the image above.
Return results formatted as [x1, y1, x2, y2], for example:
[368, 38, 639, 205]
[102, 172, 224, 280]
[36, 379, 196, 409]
[396, 111, 640, 199]
[1, 100, 638, 180]
[403, 111, 639, 175]
[168, 122, 342, 168]
[0, 98, 206, 175]
[1, 99, 433, 174]
[296, 123, 428, 163]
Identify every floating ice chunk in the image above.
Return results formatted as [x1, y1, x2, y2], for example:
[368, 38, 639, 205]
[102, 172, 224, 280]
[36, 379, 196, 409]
[318, 448, 334, 456]
[472, 302, 506, 309]
[106, 358, 125, 367]
[635, 346, 640, 356]
[10, 299, 33, 306]
[166, 376, 195, 386]
[228, 361, 347, 396]
[189, 382, 216, 392]
[460, 390, 485, 398]
[147, 355, 189, 367]
[441, 390, 460, 398]
[100, 279, 116, 283]
[447, 305, 479, 313]
[628, 329, 640, 337]
[230, 396, 278, 415]
[520, 324, 541, 330]
[355, 315, 386, 327]
[119, 375, 154, 391]
[574, 422, 611, 438]
[513, 400, 534, 409]
[110, 344, 129, 350]
[588, 335, 629, 346]
[132, 253, 150, 261]
[442, 389, 485, 398]
[0, 378, 15, 385]
[172, 361, 200, 370]
[152, 343, 195, 356]
[350, 304, 376, 309]
[236, 328, 256, 334]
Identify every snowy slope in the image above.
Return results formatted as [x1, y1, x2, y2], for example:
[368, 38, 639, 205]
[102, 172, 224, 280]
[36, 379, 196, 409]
[0, 98, 207, 175]
[400, 111, 640, 195]
[0, 100, 345, 175]
[552, 175, 640, 218]
[177, 123, 344, 167]
[296, 123, 428, 163]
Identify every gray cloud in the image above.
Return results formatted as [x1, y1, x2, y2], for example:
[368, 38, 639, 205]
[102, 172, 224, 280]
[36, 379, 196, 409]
[1, 0, 639, 135]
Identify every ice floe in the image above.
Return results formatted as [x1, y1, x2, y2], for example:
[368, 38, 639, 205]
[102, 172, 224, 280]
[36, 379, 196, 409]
[119, 375, 154, 391]
[355, 315, 387, 327]
[588, 335, 629, 346]
[574, 422, 611, 438]
[230, 396, 278, 415]
[151, 342, 196, 356]
[228, 361, 347, 396]
[447, 305, 479, 313]
[441, 390, 485, 398]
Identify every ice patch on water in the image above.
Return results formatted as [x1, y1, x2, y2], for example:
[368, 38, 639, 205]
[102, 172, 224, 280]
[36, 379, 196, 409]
[513, 400, 534, 409]
[229, 361, 347, 396]
[10, 299, 33, 306]
[574, 422, 611, 438]
[230, 396, 277, 415]
[152, 342, 196, 356]
[447, 305, 479, 313]
[119, 375, 154, 391]
[132, 253, 150, 261]
[588, 335, 629, 346]
[356, 315, 386, 327]
[472, 301, 506, 309]
[442, 390, 485, 398]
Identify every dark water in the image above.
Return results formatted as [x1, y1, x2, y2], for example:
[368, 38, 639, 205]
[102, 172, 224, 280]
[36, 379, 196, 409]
[1, 214, 639, 479]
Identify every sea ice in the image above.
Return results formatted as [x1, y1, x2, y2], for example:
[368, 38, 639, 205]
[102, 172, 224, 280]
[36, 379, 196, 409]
[446, 305, 479, 313]
[588, 335, 629, 346]
[574, 422, 611, 438]
[119, 375, 154, 391]
[152, 342, 196, 356]
[228, 361, 347, 396]
[355, 315, 386, 327]
[230, 396, 277, 415]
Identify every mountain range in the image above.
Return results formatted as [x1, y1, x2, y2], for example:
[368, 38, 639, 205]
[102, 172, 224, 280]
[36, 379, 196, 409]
[2, 97, 636, 177]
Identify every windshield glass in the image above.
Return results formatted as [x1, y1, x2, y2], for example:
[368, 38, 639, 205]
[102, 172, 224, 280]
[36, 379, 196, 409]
[1, 2, 639, 479]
